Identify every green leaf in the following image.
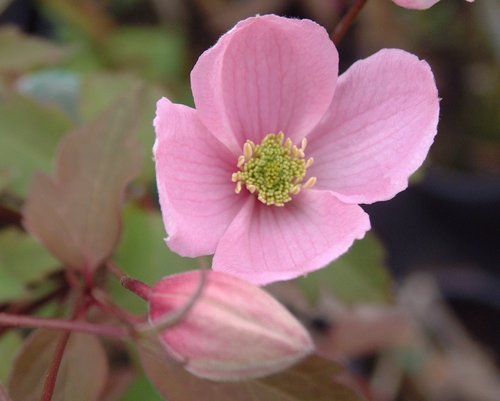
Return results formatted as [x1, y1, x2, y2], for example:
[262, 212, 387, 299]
[0, 228, 59, 285]
[0, 93, 72, 197]
[111, 206, 199, 314]
[0, 269, 26, 302]
[23, 88, 144, 272]
[79, 72, 164, 181]
[0, 26, 65, 74]
[298, 233, 393, 305]
[139, 341, 363, 401]
[119, 375, 163, 401]
[104, 26, 187, 83]
[16, 70, 80, 120]
[0, 331, 23, 382]
[8, 330, 109, 401]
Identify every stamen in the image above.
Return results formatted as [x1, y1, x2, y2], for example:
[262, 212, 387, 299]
[243, 142, 253, 160]
[303, 176, 317, 189]
[235, 181, 242, 193]
[232, 133, 316, 206]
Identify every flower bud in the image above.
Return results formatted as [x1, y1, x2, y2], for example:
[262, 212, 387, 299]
[148, 270, 314, 381]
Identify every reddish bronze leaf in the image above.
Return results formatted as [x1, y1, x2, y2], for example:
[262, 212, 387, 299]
[139, 339, 364, 401]
[0, 384, 13, 401]
[8, 330, 109, 401]
[23, 89, 143, 272]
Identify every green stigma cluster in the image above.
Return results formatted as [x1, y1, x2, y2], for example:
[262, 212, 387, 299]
[232, 132, 316, 207]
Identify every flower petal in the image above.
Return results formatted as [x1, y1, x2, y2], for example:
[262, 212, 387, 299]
[307, 49, 439, 204]
[191, 14, 338, 152]
[149, 271, 313, 380]
[154, 98, 246, 256]
[392, 0, 440, 10]
[212, 190, 370, 285]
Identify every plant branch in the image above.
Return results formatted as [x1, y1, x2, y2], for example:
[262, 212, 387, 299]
[332, 0, 369, 45]
[91, 288, 145, 325]
[0, 281, 68, 337]
[107, 260, 152, 301]
[0, 313, 128, 338]
[40, 330, 71, 401]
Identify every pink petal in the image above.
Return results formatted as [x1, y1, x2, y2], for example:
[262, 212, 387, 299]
[307, 49, 439, 204]
[392, 0, 440, 10]
[154, 98, 246, 257]
[212, 190, 370, 285]
[191, 14, 338, 153]
[149, 271, 313, 380]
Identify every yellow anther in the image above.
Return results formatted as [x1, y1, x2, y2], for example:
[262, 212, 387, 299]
[305, 157, 314, 169]
[243, 142, 253, 160]
[232, 132, 317, 206]
[235, 181, 242, 193]
[303, 176, 317, 189]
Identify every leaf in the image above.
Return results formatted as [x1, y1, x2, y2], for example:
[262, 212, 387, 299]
[8, 330, 108, 401]
[79, 72, 164, 181]
[0, 93, 72, 197]
[139, 340, 363, 401]
[0, 26, 65, 74]
[297, 233, 393, 305]
[103, 26, 186, 83]
[119, 376, 163, 401]
[0, 228, 59, 285]
[0, 331, 23, 382]
[23, 88, 144, 272]
[111, 206, 199, 314]
[16, 70, 81, 120]
[0, 268, 26, 302]
[0, 383, 13, 401]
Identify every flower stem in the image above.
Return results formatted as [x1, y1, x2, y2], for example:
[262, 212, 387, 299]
[332, 0, 369, 45]
[91, 288, 145, 324]
[0, 282, 67, 337]
[40, 331, 71, 401]
[107, 260, 152, 301]
[0, 313, 128, 338]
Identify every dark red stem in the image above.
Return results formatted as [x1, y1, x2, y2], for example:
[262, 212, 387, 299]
[332, 0, 369, 45]
[107, 261, 152, 301]
[40, 331, 71, 401]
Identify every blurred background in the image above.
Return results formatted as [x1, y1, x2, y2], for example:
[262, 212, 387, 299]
[0, 1, 499, 400]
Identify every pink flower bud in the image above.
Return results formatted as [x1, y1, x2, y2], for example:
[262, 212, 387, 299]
[148, 270, 314, 381]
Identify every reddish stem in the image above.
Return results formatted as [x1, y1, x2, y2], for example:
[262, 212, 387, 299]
[91, 288, 144, 324]
[332, 0, 369, 45]
[0, 313, 128, 338]
[107, 261, 152, 301]
[40, 331, 71, 401]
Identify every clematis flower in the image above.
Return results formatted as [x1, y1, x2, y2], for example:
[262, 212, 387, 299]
[148, 270, 314, 381]
[392, 0, 474, 10]
[154, 14, 439, 285]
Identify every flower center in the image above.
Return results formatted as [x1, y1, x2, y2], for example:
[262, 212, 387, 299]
[231, 132, 316, 207]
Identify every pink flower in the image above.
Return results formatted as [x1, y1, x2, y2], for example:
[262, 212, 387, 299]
[154, 15, 439, 285]
[148, 270, 313, 380]
[392, 0, 474, 10]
